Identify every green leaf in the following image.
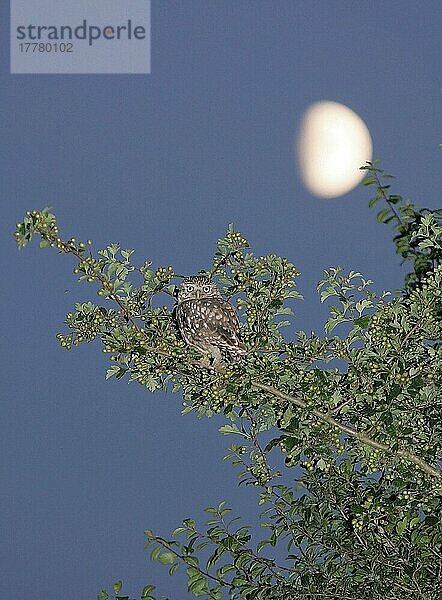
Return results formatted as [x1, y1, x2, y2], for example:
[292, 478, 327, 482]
[115, 368, 127, 380]
[257, 539, 269, 553]
[121, 248, 134, 260]
[355, 299, 372, 314]
[141, 585, 156, 599]
[187, 570, 208, 597]
[218, 424, 241, 435]
[150, 547, 162, 561]
[354, 315, 370, 328]
[368, 196, 381, 208]
[319, 286, 337, 303]
[158, 552, 176, 564]
[105, 365, 120, 380]
[396, 518, 407, 535]
[325, 315, 350, 333]
[113, 581, 122, 594]
[377, 208, 392, 223]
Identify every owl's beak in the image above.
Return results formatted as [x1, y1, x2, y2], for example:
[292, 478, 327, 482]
[195, 289, 201, 299]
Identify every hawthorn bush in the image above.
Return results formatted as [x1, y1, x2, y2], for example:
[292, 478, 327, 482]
[15, 162, 442, 599]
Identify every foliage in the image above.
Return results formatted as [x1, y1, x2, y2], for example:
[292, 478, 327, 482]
[14, 163, 442, 599]
[361, 161, 442, 291]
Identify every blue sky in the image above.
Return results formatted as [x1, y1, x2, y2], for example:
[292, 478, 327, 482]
[1, 2, 440, 598]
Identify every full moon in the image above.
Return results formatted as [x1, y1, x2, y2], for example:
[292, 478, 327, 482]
[296, 101, 372, 198]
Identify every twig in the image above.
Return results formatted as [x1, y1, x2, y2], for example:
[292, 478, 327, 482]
[251, 381, 442, 479]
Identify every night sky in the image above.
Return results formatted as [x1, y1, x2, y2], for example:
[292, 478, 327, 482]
[1, 2, 440, 598]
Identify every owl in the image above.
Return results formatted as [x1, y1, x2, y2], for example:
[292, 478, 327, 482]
[174, 275, 247, 368]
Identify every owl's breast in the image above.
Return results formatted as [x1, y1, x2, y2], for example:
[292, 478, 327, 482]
[176, 298, 218, 330]
[175, 297, 244, 353]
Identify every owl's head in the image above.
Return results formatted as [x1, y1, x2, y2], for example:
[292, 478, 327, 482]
[176, 276, 222, 303]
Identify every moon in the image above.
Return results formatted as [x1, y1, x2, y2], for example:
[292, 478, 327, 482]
[296, 101, 373, 198]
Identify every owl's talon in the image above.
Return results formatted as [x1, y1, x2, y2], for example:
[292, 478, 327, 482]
[197, 356, 212, 369]
[197, 356, 226, 373]
[213, 361, 227, 374]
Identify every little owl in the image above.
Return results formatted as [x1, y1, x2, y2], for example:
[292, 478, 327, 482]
[174, 275, 247, 368]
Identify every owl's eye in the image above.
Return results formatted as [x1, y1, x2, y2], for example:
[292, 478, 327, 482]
[202, 285, 211, 293]
[185, 285, 194, 292]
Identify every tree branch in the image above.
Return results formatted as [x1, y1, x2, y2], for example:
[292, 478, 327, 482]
[251, 381, 442, 480]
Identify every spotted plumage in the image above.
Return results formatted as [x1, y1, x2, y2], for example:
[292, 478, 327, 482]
[174, 275, 247, 367]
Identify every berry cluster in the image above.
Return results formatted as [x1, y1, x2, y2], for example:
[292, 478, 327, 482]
[225, 230, 248, 248]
